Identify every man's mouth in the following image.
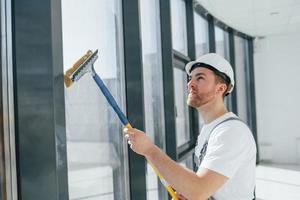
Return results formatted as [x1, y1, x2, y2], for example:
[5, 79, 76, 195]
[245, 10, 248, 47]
[189, 90, 197, 95]
[188, 93, 197, 99]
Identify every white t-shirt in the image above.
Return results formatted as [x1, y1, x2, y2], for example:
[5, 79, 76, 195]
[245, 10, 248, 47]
[195, 112, 256, 200]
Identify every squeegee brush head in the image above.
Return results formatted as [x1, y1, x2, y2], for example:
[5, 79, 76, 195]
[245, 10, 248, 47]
[64, 49, 98, 87]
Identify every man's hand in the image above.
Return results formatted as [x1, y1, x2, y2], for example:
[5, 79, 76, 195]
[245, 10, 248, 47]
[123, 128, 154, 156]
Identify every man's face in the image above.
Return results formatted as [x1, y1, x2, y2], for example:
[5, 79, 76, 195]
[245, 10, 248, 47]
[186, 67, 219, 108]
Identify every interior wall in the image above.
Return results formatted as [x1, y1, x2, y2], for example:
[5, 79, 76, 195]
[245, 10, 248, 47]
[254, 31, 300, 164]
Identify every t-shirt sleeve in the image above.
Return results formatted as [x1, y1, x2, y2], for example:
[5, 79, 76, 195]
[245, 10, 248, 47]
[200, 123, 252, 178]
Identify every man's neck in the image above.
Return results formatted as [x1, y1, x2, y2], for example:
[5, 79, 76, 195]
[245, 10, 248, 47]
[197, 99, 228, 124]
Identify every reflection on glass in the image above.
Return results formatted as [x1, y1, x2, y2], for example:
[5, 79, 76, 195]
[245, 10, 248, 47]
[140, 0, 166, 199]
[174, 68, 190, 147]
[194, 13, 209, 58]
[171, 0, 188, 55]
[61, 0, 128, 199]
[234, 36, 249, 124]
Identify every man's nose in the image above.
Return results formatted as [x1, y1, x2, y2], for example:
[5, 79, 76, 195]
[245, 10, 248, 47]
[187, 79, 195, 90]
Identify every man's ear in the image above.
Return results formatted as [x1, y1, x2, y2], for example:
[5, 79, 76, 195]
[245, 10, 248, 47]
[216, 83, 227, 95]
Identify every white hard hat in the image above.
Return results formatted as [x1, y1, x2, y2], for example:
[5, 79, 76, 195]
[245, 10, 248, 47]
[185, 53, 235, 94]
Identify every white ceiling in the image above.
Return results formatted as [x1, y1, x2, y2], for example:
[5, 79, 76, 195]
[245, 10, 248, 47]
[196, 0, 300, 36]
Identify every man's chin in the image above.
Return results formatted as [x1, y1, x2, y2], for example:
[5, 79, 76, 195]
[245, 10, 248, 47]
[187, 99, 201, 108]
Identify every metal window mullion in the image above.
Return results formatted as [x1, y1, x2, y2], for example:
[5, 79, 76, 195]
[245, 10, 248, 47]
[186, 0, 195, 60]
[228, 28, 238, 114]
[122, 0, 147, 199]
[207, 14, 216, 53]
[159, 0, 177, 162]
[245, 39, 252, 127]
[12, 0, 68, 199]
[1, 0, 18, 199]
[247, 38, 259, 163]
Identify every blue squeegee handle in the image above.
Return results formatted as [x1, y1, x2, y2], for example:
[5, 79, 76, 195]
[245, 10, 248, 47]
[92, 69, 178, 200]
[92, 72, 129, 126]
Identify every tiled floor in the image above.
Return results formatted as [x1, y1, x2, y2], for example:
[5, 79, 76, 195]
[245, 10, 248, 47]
[256, 163, 300, 200]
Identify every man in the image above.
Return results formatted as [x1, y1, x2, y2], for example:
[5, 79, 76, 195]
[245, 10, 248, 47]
[124, 53, 257, 200]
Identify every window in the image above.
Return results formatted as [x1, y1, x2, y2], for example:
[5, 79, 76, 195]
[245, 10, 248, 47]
[139, 0, 166, 199]
[173, 67, 190, 147]
[61, 0, 129, 199]
[234, 36, 249, 124]
[194, 13, 209, 58]
[215, 26, 229, 60]
[171, 0, 188, 55]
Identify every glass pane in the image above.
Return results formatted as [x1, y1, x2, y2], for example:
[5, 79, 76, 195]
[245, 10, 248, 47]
[193, 13, 209, 132]
[173, 68, 190, 147]
[234, 36, 249, 124]
[215, 26, 230, 60]
[139, 0, 166, 199]
[146, 164, 161, 200]
[171, 0, 188, 55]
[61, 1, 129, 200]
[179, 155, 194, 170]
[194, 13, 209, 58]
[215, 26, 232, 109]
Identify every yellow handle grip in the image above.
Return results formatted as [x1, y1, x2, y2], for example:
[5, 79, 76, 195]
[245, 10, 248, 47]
[124, 123, 178, 200]
[147, 159, 178, 200]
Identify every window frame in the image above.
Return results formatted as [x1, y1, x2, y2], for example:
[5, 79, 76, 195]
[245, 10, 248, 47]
[8, 1, 259, 200]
